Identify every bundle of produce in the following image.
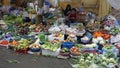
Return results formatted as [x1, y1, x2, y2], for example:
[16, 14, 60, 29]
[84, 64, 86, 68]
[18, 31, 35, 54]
[18, 23, 30, 35]
[9, 40, 18, 49]
[92, 37, 106, 44]
[86, 21, 100, 32]
[29, 24, 36, 31]
[38, 33, 46, 42]
[14, 16, 23, 24]
[93, 31, 103, 38]
[109, 28, 120, 35]
[3, 15, 11, 20]
[18, 28, 28, 35]
[15, 38, 30, 50]
[103, 45, 115, 52]
[102, 44, 118, 58]
[93, 30, 111, 40]
[59, 48, 70, 56]
[15, 38, 30, 54]
[100, 57, 116, 67]
[27, 38, 41, 53]
[42, 42, 60, 51]
[70, 47, 81, 56]
[83, 43, 98, 54]
[28, 44, 41, 52]
[84, 43, 98, 48]
[65, 35, 76, 42]
[3, 14, 23, 25]
[74, 44, 84, 52]
[0, 40, 9, 47]
[41, 42, 60, 56]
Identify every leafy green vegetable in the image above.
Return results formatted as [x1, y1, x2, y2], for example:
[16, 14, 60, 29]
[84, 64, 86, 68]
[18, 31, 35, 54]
[39, 34, 46, 42]
[7, 60, 20, 63]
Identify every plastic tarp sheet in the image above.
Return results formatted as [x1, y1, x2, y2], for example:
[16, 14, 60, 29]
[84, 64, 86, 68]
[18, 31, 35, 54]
[107, 0, 120, 10]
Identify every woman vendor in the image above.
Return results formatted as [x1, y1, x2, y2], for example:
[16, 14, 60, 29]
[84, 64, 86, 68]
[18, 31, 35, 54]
[67, 8, 78, 27]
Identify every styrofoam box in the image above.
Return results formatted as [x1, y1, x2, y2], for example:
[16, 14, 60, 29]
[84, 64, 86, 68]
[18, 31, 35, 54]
[41, 48, 60, 57]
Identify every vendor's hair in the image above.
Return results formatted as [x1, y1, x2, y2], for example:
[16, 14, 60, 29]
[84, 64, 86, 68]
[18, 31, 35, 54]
[65, 4, 71, 10]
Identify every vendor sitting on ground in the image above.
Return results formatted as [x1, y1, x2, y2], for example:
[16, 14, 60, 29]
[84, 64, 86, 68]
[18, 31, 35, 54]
[67, 8, 78, 26]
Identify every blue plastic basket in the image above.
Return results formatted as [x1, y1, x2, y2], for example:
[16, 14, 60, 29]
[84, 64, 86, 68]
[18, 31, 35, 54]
[61, 42, 74, 49]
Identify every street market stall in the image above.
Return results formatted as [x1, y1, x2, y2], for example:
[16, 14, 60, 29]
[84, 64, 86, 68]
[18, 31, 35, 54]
[0, 0, 120, 68]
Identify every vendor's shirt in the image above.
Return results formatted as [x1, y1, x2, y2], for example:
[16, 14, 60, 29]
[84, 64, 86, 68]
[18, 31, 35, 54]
[68, 12, 78, 21]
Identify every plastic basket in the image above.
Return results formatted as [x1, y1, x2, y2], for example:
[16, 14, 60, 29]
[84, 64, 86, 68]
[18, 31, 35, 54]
[61, 42, 74, 49]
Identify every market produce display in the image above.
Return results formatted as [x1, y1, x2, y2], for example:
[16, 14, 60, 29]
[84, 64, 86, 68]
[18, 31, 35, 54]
[0, 3, 120, 68]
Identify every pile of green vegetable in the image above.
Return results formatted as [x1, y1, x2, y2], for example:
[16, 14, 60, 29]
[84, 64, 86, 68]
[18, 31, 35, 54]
[110, 28, 120, 35]
[15, 38, 30, 50]
[60, 48, 69, 53]
[71, 53, 117, 68]
[3, 14, 23, 25]
[42, 42, 60, 51]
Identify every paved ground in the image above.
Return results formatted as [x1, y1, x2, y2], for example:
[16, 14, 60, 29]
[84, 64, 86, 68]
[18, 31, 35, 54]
[0, 47, 72, 68]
